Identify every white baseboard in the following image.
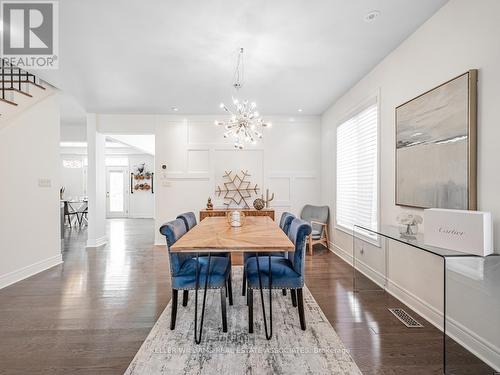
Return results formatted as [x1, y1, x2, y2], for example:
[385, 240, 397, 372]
[330, 240, 500, 372]
[128, 214, 154, 219]
[446, 316, 500, 371]
[0, 254, 63, 290]
[86, 236, 107, 248]
[330, 242, 353, 265]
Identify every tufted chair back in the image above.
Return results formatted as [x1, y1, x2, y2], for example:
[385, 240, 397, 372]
[300, 205, 329, 234]
[176, 212, 197, 231]
[279, 212, 295, 235]
[159, 219, 190, 276]
[287, 218, 312, 276]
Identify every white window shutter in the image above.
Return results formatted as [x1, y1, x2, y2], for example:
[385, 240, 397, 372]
[336, 103, 378, 232]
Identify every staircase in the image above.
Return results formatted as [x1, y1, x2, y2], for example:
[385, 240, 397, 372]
[0, 59, 54, 128]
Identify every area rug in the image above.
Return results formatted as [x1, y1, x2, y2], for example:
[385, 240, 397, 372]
[125, 267, 361, 375]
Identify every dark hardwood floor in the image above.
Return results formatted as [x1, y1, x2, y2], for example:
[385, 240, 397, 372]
[0, 219, 493, 374]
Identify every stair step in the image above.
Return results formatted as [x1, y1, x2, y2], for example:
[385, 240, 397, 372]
[0, 97, 18, 106]
[4, 88, 33, 97]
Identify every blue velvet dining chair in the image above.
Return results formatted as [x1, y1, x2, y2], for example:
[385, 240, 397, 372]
[245, 218, 312, 332]
[159, 219, 232, 332]
[241, 212, 295, 296]
[176, 212, 197, 231]
[176, 212, 233, 305]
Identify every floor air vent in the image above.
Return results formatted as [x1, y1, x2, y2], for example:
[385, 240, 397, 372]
[389, 308, 423, 328]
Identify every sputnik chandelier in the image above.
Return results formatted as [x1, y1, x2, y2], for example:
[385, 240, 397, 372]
[215, 48, 271, 149]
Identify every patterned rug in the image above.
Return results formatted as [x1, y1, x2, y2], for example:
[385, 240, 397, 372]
[125, 267, 361, 375]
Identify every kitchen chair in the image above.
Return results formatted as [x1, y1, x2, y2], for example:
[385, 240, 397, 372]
[242, 212, 295, 297]
[63, 201, 79, 228]
[176, 211, 233, 306]
[176, 212, 197, 231]
[78, 201, 88, 226]
[245, 218, 312, 333]
[300, 204, 330, 255]
[159, 219, 232, 333]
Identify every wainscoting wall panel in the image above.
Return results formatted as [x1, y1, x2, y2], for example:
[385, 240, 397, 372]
[154, 115, 321, 244]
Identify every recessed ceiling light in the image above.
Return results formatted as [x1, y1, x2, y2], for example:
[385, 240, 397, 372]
[171, 106, 178, 111]
[298, 108, 303, 112]
[364, 10, 380, 22]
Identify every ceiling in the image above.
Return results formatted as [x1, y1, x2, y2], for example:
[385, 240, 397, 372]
[40, 0, 448, 118]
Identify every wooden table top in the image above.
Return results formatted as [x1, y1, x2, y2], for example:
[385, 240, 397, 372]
[170, 216, 294, 253]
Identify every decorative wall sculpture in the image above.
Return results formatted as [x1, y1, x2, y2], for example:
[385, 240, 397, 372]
[395, 70, 477, 210]
[215, 170, 259, 208]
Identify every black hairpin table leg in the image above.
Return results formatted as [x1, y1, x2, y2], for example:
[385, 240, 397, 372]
[194, 252, 211, 344]
[255, 253, 273, 340]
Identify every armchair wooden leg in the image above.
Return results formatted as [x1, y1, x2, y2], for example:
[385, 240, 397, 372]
[227, 272, 233, 306]
[248, 288, 253, 333]
[324, 225, 330, 250]
[182, 290, 189, 306]
[308, 235, 313, 255]
[170, 289, 178, 330]
[291, 289, 297, 307]
[297, 288, 306, 330]
[220, 287, 227, 333]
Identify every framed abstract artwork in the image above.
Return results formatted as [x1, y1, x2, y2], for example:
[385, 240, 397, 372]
[395, 70, 477, 210]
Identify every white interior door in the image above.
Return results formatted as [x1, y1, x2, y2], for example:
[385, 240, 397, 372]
[106, 167, 129, 218]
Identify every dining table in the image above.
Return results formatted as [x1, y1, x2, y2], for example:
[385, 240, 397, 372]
[170, 215, 294, 343]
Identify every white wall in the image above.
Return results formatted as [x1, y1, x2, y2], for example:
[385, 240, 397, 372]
[60, 123, 86, 142]
[321, 0, 500, 369]
[153, 115, 321, 244]
[86, 114, 107, 248]
[60, 154, 87, 199]
[128, 154, 155, 218]
[0, 94, 62, 288]
[105, 154, 155, 218]
[94, 113, 321, 244]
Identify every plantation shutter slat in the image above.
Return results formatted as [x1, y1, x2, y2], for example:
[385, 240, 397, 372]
[336, 103, 378, 232]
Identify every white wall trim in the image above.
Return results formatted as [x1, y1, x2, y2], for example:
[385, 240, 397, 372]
[330, 242, 353, 265]
[128, 214, 154, 219]
[330, 240, 500, 372]
[86, 236, 107, 248]
[0, 254, 63, 290]
[165, 172, 210, 180]
[446, 316, 500, 372]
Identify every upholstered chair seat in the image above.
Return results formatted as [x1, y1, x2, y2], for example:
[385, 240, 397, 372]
[171, 255, 231, 290]
[242, 212, 295, 296]
[246, 218, 312, 333]
[159, 218, 232, 332]
[311, 229, 322, 240]
[245, 257, 303, 289]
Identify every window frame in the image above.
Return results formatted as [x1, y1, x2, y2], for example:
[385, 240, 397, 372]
[334, 93, 381, 245]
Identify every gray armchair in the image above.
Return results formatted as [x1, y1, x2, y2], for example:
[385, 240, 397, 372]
[300, 205, 330, 255]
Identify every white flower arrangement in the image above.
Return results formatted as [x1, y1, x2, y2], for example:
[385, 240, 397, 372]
[396, 213, 423, 226]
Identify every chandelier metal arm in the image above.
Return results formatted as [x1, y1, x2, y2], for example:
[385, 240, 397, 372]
[215, 47, 271, 149]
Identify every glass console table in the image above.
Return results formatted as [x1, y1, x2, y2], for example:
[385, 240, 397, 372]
[353, 225, 500, 374]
